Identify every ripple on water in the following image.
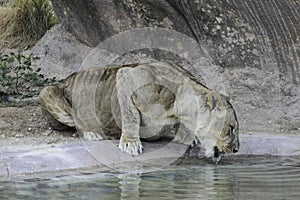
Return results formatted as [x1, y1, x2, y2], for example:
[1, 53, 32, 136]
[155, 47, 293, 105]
[0, 164, 300, 200]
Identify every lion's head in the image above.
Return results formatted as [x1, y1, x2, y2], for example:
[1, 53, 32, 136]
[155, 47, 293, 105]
[215, 102, 239, 156]
[197, 92, 239, 163]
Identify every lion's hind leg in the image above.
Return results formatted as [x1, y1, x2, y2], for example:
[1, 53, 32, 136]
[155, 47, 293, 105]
[39, 85, 75, 130]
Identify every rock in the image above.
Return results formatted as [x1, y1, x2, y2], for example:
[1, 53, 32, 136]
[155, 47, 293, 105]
[50, 0, 194, 47]
[1, 134, 300, 180]
[42, 130, 52, 136]
[0, 91, 9, 102]
[33, 0, 300, 133]
[32, 24, 92, 79]
[0, 119, 9, 128]
[14, 134, 24, 138]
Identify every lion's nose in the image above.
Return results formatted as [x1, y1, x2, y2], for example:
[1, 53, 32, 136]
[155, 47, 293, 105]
[233, 148, 238, 153]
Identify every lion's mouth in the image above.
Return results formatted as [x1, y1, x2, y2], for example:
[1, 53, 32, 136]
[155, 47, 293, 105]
[212, 145, 238, 164]
[220, 145, 239, 154]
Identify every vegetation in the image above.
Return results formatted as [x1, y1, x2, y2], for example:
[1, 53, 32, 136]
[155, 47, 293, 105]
[0, 0, 58, 48]
[0, 48, 56, 98]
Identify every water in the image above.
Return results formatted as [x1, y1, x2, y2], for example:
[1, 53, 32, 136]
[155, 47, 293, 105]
[1, 163, 300, 200]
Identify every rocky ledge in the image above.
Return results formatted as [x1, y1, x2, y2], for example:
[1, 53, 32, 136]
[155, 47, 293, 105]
[1, 134, 300, 181]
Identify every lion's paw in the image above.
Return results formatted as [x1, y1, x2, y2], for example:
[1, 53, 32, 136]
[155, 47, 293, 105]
[118, 136, 143, 156]
[82, 131, 104, 141]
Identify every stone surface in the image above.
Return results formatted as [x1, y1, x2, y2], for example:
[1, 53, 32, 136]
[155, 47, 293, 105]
[50, 0, 194, 47]
[33, 0, 300, 133]
[32, 24, 91, 79]
[0, 119, 9, 128]
[1, 134, 300, 181]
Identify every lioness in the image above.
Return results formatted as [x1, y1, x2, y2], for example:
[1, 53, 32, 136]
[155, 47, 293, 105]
[39, 62, 239, 160]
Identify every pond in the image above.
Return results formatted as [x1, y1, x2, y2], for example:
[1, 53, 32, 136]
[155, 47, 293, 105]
[1, 162, 300, 200]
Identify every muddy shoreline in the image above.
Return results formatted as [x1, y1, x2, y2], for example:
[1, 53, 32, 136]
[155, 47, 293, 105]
[0, 105, 80, 152]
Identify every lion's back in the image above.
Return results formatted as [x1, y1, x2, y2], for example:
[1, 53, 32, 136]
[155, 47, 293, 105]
[64, 67, 122, 138]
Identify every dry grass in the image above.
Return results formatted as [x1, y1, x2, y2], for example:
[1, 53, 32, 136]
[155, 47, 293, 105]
[0, 0, 13, 7]
[0, 0, 57, 49]
[0, 7, 20, 48]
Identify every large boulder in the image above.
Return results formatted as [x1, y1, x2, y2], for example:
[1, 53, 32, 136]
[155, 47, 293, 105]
[32, 24, 91, 79]
[33, 0, 300, 133]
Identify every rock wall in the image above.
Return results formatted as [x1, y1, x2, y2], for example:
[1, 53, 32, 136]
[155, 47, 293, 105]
[33, 0, 300, 133]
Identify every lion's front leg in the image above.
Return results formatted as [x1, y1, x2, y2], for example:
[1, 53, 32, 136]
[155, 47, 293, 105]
[117, 99, 143, 156]
[117, 105, 143, 155]
[116, 68, 143, 156]
[119, 133, 143, 155]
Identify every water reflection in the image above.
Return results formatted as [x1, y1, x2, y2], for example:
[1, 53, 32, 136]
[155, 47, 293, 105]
[136, 166, 236, 200]
[116, 164, 300, 200]
[118, 166, 300, 199]
[118, 173, 141, 199]
[0, 164, 300, 199]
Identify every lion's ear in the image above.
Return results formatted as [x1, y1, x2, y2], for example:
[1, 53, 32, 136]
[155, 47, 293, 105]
[207, 92, 217, 110]
[207, 92, 226, 110]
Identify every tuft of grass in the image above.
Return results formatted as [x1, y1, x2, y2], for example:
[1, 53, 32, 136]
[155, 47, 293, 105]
[0, 0, 58, 48]
[0, 0, 13, 7]
[0, 7, 17, 47]
[13, 0, 58, 40]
